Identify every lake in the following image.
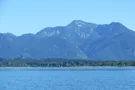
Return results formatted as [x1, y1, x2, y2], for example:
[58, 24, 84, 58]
[0, 67, 135, 90]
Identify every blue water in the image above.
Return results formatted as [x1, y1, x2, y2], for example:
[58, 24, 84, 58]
[0, 67, 135, 90]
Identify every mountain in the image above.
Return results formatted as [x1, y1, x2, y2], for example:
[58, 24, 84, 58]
[0, 20, 135, 60]
[81, 22, 135, 60]
[0, 33, 87, 59]
[37, 20, 98, 45]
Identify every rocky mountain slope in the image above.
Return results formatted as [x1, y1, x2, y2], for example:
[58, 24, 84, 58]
[0, 20, 135, 60]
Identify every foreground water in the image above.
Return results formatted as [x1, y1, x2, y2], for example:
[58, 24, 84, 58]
[0, 67, 135, 90]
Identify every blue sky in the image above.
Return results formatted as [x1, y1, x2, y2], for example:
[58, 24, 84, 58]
[0, 0, 135, 35]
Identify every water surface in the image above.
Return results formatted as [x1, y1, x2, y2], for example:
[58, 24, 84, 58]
[0, 67, 135, 90]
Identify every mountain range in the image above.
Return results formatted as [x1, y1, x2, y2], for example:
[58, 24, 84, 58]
[0, 20, 135, 60]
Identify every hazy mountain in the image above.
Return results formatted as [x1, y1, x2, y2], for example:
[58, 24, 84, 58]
[37, 20, 98, 46]
[0, 20, 135, 60]
[0, 33, 87, 59]
[81, 22, 135, 60]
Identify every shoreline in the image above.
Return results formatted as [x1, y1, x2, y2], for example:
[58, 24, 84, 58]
[0, 66, 135, 69]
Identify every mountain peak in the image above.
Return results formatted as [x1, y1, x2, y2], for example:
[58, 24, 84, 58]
[71, 20, 86, 23]
[110, 22, 124, 26]
[68, 20, 97, 28]
[68, 20, 87, 27]
[109, 22, 128, 31]
[3, 33, 16, 36]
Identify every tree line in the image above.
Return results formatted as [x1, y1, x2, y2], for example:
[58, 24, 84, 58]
[0, 58, 135, 67]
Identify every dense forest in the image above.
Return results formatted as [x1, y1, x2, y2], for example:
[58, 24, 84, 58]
[0, 58, 135, 67]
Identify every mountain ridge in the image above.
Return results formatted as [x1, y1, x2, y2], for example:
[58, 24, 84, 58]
[1, 20, 133, 36]
[0, 20, 135, 60]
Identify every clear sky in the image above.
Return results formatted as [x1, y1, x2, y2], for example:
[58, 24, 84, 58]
[0, 0, 135, 36]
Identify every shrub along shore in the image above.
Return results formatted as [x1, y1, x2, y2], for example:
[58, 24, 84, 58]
[0, 58, 135, 67]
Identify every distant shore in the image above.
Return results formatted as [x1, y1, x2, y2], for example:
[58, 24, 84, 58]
[0, 66, 135, 69]
[1, 59, 135, 67]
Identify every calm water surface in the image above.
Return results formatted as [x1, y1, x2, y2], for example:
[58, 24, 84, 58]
[0, 67, 135, 90]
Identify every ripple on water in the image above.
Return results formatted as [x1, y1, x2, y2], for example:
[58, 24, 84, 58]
[0, 68, 135, 90]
